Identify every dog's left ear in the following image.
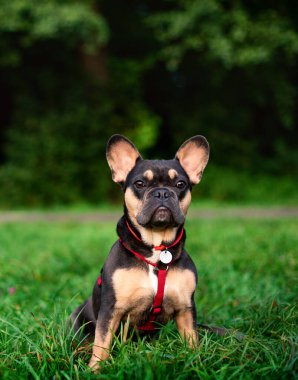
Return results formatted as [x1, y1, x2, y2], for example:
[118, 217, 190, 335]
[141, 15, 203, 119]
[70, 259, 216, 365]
[106, 134, 142, 184]
[175, 135, 209, 185]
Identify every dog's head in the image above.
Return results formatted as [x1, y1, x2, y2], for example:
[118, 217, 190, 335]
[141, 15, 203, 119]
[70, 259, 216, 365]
[106, 135, 209, 229]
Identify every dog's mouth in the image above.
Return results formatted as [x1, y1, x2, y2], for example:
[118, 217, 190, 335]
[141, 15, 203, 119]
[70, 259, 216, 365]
[150, 206, 173, 228]
[137, 205, 185, 228]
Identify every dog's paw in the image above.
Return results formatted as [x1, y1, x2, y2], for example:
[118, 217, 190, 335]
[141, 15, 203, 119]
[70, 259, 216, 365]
[88, 356, 101, 373]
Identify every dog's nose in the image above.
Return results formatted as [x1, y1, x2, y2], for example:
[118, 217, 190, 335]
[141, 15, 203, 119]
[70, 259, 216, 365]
[152, 188, 171, 200]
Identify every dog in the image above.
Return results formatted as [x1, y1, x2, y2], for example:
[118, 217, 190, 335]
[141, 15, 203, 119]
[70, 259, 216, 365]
[71, 134, 209, 371]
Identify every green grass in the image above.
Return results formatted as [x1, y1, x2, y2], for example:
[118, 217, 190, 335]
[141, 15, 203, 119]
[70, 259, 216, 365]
[0, 216, 297, 379]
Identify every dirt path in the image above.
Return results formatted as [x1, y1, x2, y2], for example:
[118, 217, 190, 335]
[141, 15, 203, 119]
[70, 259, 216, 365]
[0, 206, 297, 223]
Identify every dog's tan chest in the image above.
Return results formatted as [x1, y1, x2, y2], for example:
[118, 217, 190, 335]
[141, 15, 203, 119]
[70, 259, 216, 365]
[165, 268, 196, 308]
[112, 268, 153, 309]
[112, 267, 196, 319]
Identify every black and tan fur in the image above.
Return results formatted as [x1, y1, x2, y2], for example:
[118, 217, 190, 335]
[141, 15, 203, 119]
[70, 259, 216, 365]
[71, 134, 209, 371]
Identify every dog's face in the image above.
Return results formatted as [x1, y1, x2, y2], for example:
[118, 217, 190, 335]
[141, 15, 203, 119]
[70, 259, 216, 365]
[106, 135, 209, 230]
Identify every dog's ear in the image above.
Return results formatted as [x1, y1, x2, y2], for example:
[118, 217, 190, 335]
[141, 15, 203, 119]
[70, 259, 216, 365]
[175, 136, 209, 185]
[106, 134, 142, 183]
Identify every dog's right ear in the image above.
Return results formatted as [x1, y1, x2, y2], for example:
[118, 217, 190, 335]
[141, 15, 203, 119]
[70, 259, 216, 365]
[106, 135, 142, 184]
[175, 135, 209, 185]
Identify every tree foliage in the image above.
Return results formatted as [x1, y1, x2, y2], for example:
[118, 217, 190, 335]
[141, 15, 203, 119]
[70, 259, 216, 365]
[0, 0, 297, 206]
[144, 0, 298, 170]
[0, 0, 108, 59]
[148, 1, 298, 69]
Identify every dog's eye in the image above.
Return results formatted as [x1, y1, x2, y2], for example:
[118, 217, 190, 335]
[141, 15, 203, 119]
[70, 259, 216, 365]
[135, 180, 146, 189]
[176, 181, 186, 189]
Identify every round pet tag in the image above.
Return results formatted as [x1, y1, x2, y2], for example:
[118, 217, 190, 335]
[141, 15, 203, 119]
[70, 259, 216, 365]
[160, 250, 172, 264]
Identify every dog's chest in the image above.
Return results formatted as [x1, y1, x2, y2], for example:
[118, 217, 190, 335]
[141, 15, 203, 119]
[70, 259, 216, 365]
[112, 266, 196, 317]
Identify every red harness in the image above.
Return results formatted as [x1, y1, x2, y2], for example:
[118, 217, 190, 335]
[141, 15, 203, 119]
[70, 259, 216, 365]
[97, 222, 185, 332]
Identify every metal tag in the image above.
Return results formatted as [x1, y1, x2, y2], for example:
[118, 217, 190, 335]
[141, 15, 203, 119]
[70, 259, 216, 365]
[160, 250, 173, 264]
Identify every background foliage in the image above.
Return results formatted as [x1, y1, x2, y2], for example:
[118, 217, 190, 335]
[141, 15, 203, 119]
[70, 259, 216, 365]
[0, 0, 297, 206]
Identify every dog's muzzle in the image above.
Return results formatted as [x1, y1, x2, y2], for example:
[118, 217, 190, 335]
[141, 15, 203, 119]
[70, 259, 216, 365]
[136, 187, 185, 228]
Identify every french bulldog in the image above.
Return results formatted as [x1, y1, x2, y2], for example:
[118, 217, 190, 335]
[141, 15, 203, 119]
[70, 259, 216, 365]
[71, 134, 209, 371]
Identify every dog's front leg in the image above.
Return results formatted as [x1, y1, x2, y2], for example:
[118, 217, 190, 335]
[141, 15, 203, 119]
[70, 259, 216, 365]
[175, 299, 198, 348]
[88, 309, 121, 372]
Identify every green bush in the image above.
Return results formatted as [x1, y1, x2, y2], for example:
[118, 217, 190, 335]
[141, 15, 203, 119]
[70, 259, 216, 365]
[0, 91, 159, 206]
[0, 1, 297, 207]
[194, 165, 298, 204]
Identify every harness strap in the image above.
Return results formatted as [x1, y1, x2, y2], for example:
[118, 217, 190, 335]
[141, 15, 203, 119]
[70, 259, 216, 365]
[97, 222, 184, 332]
[119, 239, 158, 267]
[118, 239, 171, 331]
[137, 268, 167, 331]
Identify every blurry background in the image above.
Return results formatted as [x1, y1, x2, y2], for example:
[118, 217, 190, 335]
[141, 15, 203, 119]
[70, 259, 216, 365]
[0, 0, 297, 208]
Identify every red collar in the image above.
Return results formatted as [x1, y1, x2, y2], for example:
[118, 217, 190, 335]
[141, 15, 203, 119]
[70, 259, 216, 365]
[125, 219, 185, 254]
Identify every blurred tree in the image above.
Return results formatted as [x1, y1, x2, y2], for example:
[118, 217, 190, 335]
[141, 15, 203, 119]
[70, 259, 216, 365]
[0, 0, 159, 205]
[0, 0, 297, 206]
[143, 0, 298, 171]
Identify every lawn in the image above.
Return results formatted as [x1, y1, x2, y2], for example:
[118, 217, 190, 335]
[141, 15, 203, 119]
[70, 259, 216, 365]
[0, 215, 297, 379]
